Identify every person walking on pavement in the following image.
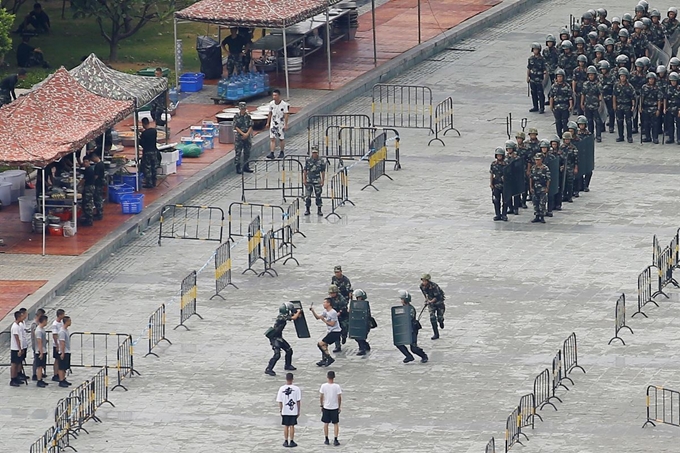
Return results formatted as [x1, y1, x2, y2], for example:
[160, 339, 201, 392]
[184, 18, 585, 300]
[303, 147, 326, 216]
[395, 290, 428, 363]
[419, 274, 445, 340]
[319, 370, 342, 446]
[233, 101, 254, 174]
[352, 289, 374, 356]
[276, 372, 301, 448]
[310, 298, 341, 367]
[266, 89, 289, 159]
[265, 303, 302, 377]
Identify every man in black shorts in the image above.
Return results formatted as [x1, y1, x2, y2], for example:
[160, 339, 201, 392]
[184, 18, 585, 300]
[57, 316, 72, 387]
[9, 311, 25, 387]
[319, 370, 342, 446]
[310, 298, 341, 367]
[276, 372, 301, 447]
[34, 314, 49, 387]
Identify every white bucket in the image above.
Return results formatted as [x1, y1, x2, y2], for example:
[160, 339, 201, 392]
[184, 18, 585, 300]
[0, 182, 11, 207]
[18, 195, 37, 222]
[0, 170, 26, 202]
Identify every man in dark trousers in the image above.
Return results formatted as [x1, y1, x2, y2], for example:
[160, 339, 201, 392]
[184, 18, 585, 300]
[16, 36, 49, 68]
[0, 69, 26, 106]
[90, 153, 105, 220]
[395, 290, 428, 364]
[265, 303, 301, 377]
[221, 27, 247, 77]
[139, 117, 159, 188]
[79, 159, 96, 226]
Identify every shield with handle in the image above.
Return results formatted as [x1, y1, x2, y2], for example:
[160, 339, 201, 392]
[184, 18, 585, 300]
[391, 305, 413, 346]
[648, 42, 670, 67]
[348, 299, 370, 340]
[545, 153, 560, 197]
[502, 157, 525, 201]
[575, 135, 595, 177]
[289, 301, 310, 339]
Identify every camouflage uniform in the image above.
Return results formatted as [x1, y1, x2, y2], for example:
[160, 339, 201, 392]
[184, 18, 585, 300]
[614, 41, 635, 61]
[303, 154, 326, 213]
[395, 301, 428, 362]
[629, 70, 646, 133]
[663, 17, 679, 37]
[613, 80, 636, 140]
[141, 152, 158, 188]
[549, 81, 573, 135]
[600, 70, 616, 131]
[266, 312, 294, 373]
[530, 161, 551, 218]
[640, 83, 662, 142]
[630, 33, 649, 58]
[490, 158, 507, 218]
[604, 49, 618, 67]
[233, 110, 252, 171]
[560, 142, 579, 201]
[331, 274, 353, 301]
[664, 82, 680, 142]
[557, 52, 578, 83]
[527, 54, 546, 111]
[582, 79, 604, 138]
[543, 46, 559, 83]
[420, 278, 445, 339]
[572, 66, 588, 114]
[81, 165, 96, 225]
[649, 22, 666, 48]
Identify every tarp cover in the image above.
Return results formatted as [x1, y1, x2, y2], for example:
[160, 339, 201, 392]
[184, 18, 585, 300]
[0, 68, 134, 166]
[175, 0, 337, 28]
[70, 53, 168, 106]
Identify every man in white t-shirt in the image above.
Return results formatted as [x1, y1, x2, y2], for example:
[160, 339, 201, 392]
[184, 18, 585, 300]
[319, 370, 342, 446]
[265, 89, 289, 159]
[51, 309, 65, 382]
[9, 311, 25, 387]
[276, 372, 301, 448]
[310, 298, 342, 367]
[18, 308, 29, 381]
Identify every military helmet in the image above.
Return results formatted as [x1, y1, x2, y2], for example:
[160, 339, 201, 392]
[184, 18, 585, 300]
[670, 57, 680, 66]
[642, 17, 652, 28]
[567, 121, 577, 130]
[421, 273, 431, 281]
[634, 20, 644, 29]
[494, 147, 505, 156]
[641, 56, 651, 67]
[539, 139, 550, 148]
[619, 29, 629, 38]
[635, 58, 645, 68]
[587, 8, 595, 17]
[658, 65, 667, 74]
[515, 131, 525, 139]
[528, 127, 538, 135]
[597, 24, 608, 33]
[279, 304, 290, 315]
[546, 34, 556, 43]
[328, 284, 338, 293]
[616, 54, 629, 64]
[398, 289, 411, 303]
[334, 265, 342, 272]
[505, 140, 517, 150]
[576, 115, 588, 125]
[533, 153, 544, 161]
[618, 67, 630, 76]
[582, 11, 593, 20]
[622, 13, 633, 22]
[354, 289, 366, 299]
[669, 72, 680, 81]
[587, 31, 598, 40]
[647, 72, 657, 80]
[651, 9, 661, 18]
[594, 44, 605, 53]
[586, 65, 598, 74]
[531, 42, 541, 50]
[572, 23, 581, 32]
[604, 37, 615, 46]
[550, 134, 561, 143]
[555, 68, 566, 76]
[599, 60, 611, 70]
[574, 37, 586, 45]
[562, 131, 573, 140]
[560, 27, 569, 36]
[561, 40, 573, 49]
[611, 16, 621, 24]
[577, 54, 588, 63]
[635, 5, 645, 13]
[638, 0, 648, 10]
[670, 7, 679, 16]
[597, 8, 607, 17]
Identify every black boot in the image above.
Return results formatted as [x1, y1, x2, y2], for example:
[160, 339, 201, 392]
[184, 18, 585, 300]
[304, 203, 311, 216]
[243, 164, 253, 173]
[531, 215, 540, 223]
[430, 321, 439, 340]
[236, 164, 242, 174]
[539, 216, 546, 223]
[317, 206, 323, 216]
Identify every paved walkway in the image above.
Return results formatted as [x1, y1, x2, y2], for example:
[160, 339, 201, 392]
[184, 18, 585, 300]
[3, 0, 680, 451]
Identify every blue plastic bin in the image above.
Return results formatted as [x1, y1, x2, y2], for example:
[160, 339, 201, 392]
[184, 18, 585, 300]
[122, 173, 143, 190]
[109, 184, 134, 203]
[179, 73, 205, 92]
[120, 193, 145, 214]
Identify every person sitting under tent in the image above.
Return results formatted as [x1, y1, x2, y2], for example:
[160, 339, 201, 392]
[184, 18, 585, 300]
[17, 36, 50, 69]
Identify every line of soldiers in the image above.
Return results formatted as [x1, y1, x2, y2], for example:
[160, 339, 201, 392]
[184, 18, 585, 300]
[263, 270, 449, 375]
[528, 3, 680, 144]
[490, 124, 594, 223]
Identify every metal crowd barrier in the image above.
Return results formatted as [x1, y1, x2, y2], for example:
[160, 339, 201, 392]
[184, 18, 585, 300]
[227, 202, 284, 242]
[175, 270, 202, 330]
[29, 426, 58, 453]
[518, 393, 541, 430]
[145, 304, 172, 358]
[332, 126, 402, 170]
[504, 406, 527, 452]
[112, 334, 139, 391]
[428, 96, 461, 146]
[212, 242, 238, 299]
[633, 265, 658, 318]
[243, 215, 263, 275]
[372, 84, 434, 133]
[551, 349, 571, 394]
[267, 226, 300, 275]
[285, 198, 305, 239]
[68, 379, 96, 432]
[608, 293, 634, 345]
[673, 229, 680, 271]
[562, 332, 586, 376]
[485, 437, 495, 453]
[307, 114, 371, 155]
[241, 157, 304, 203]
[54, 396, 79, 444]
[643, 385, 680, 428]
[92, 366, 114, 409]
[158, 204, 224, 245]
[326, 168, 354, 220]
[653, 234, 661, 268]
[533, 367, 559, 411]
[69, 332, 130, 369]
[259, 229, 277, 277]
[655, 245, 679, 298]
[362, 131, 393, 191]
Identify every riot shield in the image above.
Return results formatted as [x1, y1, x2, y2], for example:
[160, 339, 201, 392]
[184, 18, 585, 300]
[502, 157, 525, 201]
[391, 305, 413, 346]
[545, 154, 560, 197]
[576, 135, 595, 177]
[667, 29, 680, 57]
[648, 42, 670, 67]
[348, 300, 370, 340]
[289, 301, 310, 339]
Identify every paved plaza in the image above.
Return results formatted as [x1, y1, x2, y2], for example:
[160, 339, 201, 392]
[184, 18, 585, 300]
[4, 0, 680, 451]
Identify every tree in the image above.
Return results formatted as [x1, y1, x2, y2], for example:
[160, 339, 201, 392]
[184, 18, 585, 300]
[1, 0, 26, 15]
[71, 0, 175, 61]
[0, 8, 14, 65]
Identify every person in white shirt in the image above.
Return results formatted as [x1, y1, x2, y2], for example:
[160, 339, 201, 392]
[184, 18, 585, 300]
[9, 311, 25, 387]
[276, 372, 301, 448]
[34, 314, 49, 388]
[18, 308, 29, 381]
[319, 370, 342, 446]
[30, 308, 46, 381]
[310, 298, 342, 367]
[57, 316, 72, 388]
[265, 89, 289, 159]
[51, 309, 65, 382]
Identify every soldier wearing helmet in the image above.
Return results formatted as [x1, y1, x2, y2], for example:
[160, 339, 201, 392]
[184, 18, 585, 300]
[525, 127, 541, 169]
[590, 44, 605, 66]
[634, 4, 646, 22]
[505, 139, 521, 214]
[581, 11, 594, 36]
[549, 68, 574, 136]
[664, 72, 680, 144]
[610, 17, 621, 39]
[490, 147, 508, 221]
[575, 116, 594, 193]
[331, 266, 353, 351]
[394, 290, 428, 364]
[351, 289, 374, 356]
[640, 72, 662, 143]
[515, 131, 531, 209]
[558, 40, 578, 86]
[599, 60, 616, 134]
[559, 132, 579, 202]
[419, 274, 445, 340]
[630, 60, 647, 135]
[670, 57, 680, 73]
[581, 66, 604, 142]
[597, 24, 609, 44]
[549, 135, 565, 212]
[572, 54, 589, 115]
[543, 35, 559, 83]
[571, 22, 582, 41]
[598, 8, 611, 27]
[613, 67, 636, 142]
[631, 21, 650, 59]
[647, 11, 664, 48]
[663, 8, 679, 37]
[527, 42, 547, 113]
[327, 284, 349, 353]
[529, 153, 550, 223]
[604, 38, 617, 67]
[265, 303, 302, 376]
[615, 29, 635, 63]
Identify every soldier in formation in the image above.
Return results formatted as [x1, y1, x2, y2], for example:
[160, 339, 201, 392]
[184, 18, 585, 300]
[303, 146, 326, 216]
[529, 154, 551, 223]
[489, 148, 508, 221]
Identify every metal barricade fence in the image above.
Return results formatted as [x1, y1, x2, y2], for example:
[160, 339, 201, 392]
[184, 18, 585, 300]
[285, 198, 305, 238]
[158, 204, 224, 245]
[337, 126, 376, 158]
[643, 385, 680, 428]
[243, 215, 262, 275]
[326, 167, 354, 220]
[272, 225, 299, 267]
[241, 157, 304, 202]
[504, 406, 526, 452]
[518, 393, 541, 429]
[175, 270, 202, 330]
[372, 84, 434, 133]
[68, 332, 130, 369]
[673, 229, 680, 271]
[552, 349, 571, 394]
[362, 131, 393, 191]
[259, 229, 277, 278]
[563, 332, 586, 376]
[212, 242, 238, 299]
[29, 426, 56, 453]
[146, 304, 172, 357]
[633, 265, 658, 318]
[655, 245, 679, 298]
[54, 396, 79, 444]
[307, 114, 371, 155]
[533, 368, 559, 410]
[428, 96, 461, 146]
[609, 293, 634, 345]
[227, 202, 284, 242]
[68, 379, 96, 431]
[653, 234, 661, 268]
[92, 366, 114, 409]
[112, 334, 139, 391]
[485, 437, 495, 453]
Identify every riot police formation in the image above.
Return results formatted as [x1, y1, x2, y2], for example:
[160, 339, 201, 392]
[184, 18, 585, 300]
[530, 3, 680, 145]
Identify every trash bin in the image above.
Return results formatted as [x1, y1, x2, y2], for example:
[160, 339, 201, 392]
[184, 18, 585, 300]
[0, 181, 12, 207]
[219, 121, 234, 144]
[196, 36, 223, 80]
[18, 195, 36, 222]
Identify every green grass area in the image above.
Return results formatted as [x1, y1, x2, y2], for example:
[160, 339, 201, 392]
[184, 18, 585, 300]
[1, 1, 220, 87]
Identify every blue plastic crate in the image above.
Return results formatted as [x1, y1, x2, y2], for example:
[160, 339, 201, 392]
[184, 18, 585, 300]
[179, 73, 205, 92]
[108, 183, 134, 203]
[122, 173, 143, 190]
[120, 193, 145, 214]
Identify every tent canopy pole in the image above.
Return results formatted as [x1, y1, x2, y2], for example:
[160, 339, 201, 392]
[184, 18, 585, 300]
[41, 166, 46, 256]
[326, 3, 331, 87]
[372, 0, 377, 66]
[283, 26, 290, 99]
